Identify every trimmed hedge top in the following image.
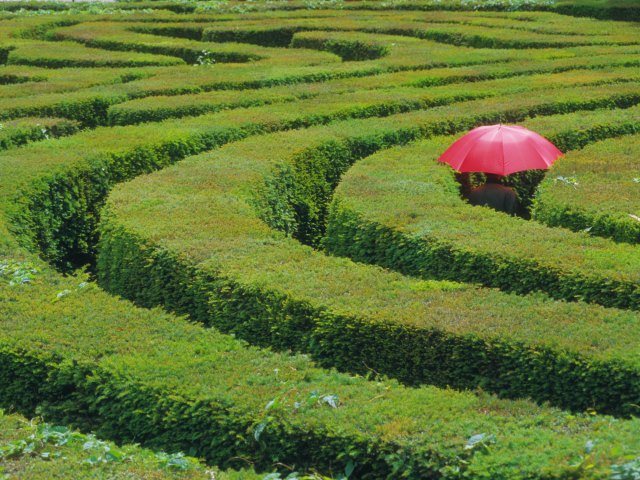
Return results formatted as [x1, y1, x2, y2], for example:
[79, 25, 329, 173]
[533, 134, 640, 244]
[1, 5, 640, 478]
[0, 410, 259, 479]
[6, 40, 184, 68]
[97, 98, 640, 416]
[328, 106, 640, 308]
[1, 244, 640, 478]
[106, 63, 640, 125]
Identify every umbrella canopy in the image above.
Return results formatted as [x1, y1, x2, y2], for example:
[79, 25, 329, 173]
[438, 124, 563, 176]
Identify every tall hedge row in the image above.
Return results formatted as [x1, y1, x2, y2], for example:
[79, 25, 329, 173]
[104, 56, 640, 126]
[0, 74, 563, 265]
[6, 124, 252, 270]
[1, 72, 636, 419]
[0, 118, 79, 151]
[260, 88, 640, 248]
[341, 0, 640, 21]
[1, 8, 640, 478]
[93, 100, 640, 417]
[6, 42, 183, 69]
[290, 32, 391, 61]
[97, 214, 640, 417]
[6, 247, 640, 478]
[0, 410, 258, 480]
[9, 78, 638, 270]
[532, 134, 640, 244]
[198, 12, 639, 49]
[1, 0, 637, 21]
[324, 116, 640, 311]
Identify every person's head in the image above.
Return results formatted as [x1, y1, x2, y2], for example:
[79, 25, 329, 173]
[485, 173, 503, 184]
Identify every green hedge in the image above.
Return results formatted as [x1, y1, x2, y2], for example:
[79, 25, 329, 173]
[532, 134, 640, 244]
[9, 77, 638, 270]
[121, 2, 199, 14]
[259, 84, 640, 246]
[545, 2, 640, 21]
[52, 22, 265, 65]
[98, 201, 640, 417]
[6, 41, 184, 68]
[107, 88, 303, 126]
[0, 72, 44, 85]
[0, 91, 129, 127]
[0, 46, 12, 65]
[2, 7, 640, 477]
[107, 83, 488, 126]
[54, 20, 534, 71]
[375, 23, 636, 49]
[0, 118, 80, 151]
[0, 65, 150, 97]
[5, 76, 487, 267]
[290, 31, 391, 61]
[0, 2, 70, 12]
[3, 249, 639, 478]
[342, 0, 640, 21]
[50, 21, 367, 68]
[199, 10, 639, 48]
[5, 121, 253, 270]
[0, 410, 260, 480]
[129, 24, 206, 41]
[19, 18, 634, 127]
[325, 107, 640, 312]
[105, 62, 639, 128]
[203, 26, 300, 47]
[189, 0, 640, 20]
[2, 75, 635, 272]
[6, 72, 637, 420]
[0, 73, 540, 263]
[92, 102, 640, 417]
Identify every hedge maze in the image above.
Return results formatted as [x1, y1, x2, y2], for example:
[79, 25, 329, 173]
[1, 1, 640, 478]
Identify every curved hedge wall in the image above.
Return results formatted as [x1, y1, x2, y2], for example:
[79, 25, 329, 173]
[1, 5, 640, 478]
[533, 134, 640, 243]
[325, 107, 640, 309]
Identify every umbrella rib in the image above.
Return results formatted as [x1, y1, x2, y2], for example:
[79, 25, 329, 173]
[500, 128, 508, 175]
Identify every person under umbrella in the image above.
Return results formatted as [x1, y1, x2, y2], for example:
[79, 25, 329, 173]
[438, 124, 563, 216]
[467, 173, 518, 215]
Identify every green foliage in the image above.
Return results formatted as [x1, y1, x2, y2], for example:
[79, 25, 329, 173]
[342, 0, 640, 21]
[326, 107, 640, 311]
[291, 32, 391, 61]
[94, 100, 640, 419]
[203, 26, 299, 47]
[16, 70, 636, 270]
[0, 410, 253, 479]
[7, 40, 183, 68]
[1, 6, 640, 478]
[51, 21, 272, 65]
[6, 122, 250, 270]
[533, 134, 640, 244]
[4, 258, 640, 478]
[0, 118, 80, 150]
[0, 258, 38, 286]
[611, 458, 640, 480]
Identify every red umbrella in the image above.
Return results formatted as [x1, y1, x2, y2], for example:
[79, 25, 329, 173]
[438, 124, 563, 176]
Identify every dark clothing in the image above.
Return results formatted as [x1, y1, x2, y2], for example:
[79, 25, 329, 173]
[467, 183, 518, 215]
